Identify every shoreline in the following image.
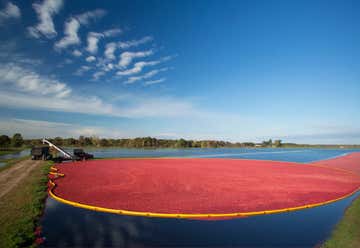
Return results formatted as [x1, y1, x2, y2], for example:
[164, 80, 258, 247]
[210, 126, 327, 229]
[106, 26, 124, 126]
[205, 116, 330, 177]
[321, 194, 360, 248]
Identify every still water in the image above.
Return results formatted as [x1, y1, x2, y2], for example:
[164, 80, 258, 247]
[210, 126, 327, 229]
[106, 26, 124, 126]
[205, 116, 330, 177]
[0, 149, 30, 160]
[40, 148, 360, 248]
[0, 149, 30, 168]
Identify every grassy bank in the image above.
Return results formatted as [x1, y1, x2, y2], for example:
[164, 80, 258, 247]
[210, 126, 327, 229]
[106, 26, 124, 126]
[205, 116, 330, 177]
[0, 160, 51, 248]
[321, 195, 360, 248]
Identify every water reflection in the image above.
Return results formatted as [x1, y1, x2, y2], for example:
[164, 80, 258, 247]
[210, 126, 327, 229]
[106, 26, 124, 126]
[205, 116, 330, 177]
[41, 192, 360, 247]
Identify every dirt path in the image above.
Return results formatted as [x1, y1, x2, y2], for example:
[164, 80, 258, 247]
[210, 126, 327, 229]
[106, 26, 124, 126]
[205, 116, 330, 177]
[0, 159, 44, 199]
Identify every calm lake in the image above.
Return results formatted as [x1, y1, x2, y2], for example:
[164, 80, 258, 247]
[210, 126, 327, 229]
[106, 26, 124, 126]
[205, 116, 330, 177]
[40, 148, 360, 248]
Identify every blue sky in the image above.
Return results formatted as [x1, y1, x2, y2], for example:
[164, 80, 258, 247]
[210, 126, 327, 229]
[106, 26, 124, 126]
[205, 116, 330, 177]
[0, 0, 359, 144]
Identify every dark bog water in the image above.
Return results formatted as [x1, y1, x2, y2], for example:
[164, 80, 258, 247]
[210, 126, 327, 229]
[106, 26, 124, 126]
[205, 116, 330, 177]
[40, 148, 360, 248]
[0, 149, 29, 160]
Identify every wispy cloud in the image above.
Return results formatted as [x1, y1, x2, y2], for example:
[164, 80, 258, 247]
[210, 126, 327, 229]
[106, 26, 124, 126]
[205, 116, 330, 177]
[144, 78, 166, 86]
[86, 56, 96, 62]
[54, 9, 106, 50]
[126, 68, 168, 84]
[74, 65, 91, 75]
[0, 62, 71, 98]
[75, 9, 106, 25]
[103, 28, 122, 37]
[0, 118, 140, 139]
[54, 18, 80, 50]
[0, 90, 201, 118]
[86, 32, 102, 53]
[27, 0, 62, 38]
[103, 36, 152, 60]
[86, 28, 121, 54]
[104, 42, 117, 60]
[72, 49, 82, 57]
[0, 2, 21, 25]
[117, 56, 171, 76]
[92, 71, 105, 80]
[118, 50, 153, 68]
[118, 36, 153, 49]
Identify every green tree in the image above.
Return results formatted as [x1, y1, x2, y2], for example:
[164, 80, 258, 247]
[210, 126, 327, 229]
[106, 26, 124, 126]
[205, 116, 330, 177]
[274, 140, 282, 147]
[0, 135, 11, 148]
[99, 138, 109, 147]
[176, 139, 188, 148]
[262, 139, 273, 147]
[53, 137, 63, 146]
[64, 138, 77, 146]
[11, 133, 24, 147]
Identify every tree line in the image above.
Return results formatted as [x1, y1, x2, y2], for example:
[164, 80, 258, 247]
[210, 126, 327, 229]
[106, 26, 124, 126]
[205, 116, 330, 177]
[0, 133, 277, 149]
[0, 133, 24, 148]
[25, 136, 255, 148]
[3, 133, 358, 149]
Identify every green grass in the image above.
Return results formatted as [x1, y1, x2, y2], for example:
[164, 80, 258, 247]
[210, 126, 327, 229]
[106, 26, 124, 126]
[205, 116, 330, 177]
[0, 160, 51, 248]
[321, 195, 360, 248]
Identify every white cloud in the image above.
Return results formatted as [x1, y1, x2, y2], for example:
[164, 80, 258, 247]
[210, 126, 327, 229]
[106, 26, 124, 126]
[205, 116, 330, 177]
[92, 71, 106, 80]
[54, 18, 80, 50]
[86, 55, 96, 62]
[0, 118, 145, 139]
[86, 32, 102, 53]
[104, 42, 116, 60]
[118, 50, 153, 68]
[126, 68, 168, 84]
[85, 29, 121, 54]
[72, 49, 82, 57]
[0, 91, 116, 116]
[74, 65, 91, 75]
[117, 56, 171, 76]
[54, 9, 106, 50]
[27, 0, 62, 38]
[105, 63, 114, 71]
[75, 9, 106, 25]
[103, 28, 122, 37]
[0, 63, 71, 98]
[0, 2, 21, 25]
[144, 78, 166, 86]
[118, 36, 153, 49]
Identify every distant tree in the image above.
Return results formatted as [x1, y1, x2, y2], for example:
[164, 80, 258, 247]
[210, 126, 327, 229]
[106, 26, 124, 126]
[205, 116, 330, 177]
[11, 133, 24, 147]
[29, 139, 42, 146]
[242, 142, 255, 147]
[262, 139, 273, 147]
[64, 138, 77, 146]
[53, 137, 63, 146]
[274, 140, 282, 147]
[78, 136, 92, 146]
[91, 136, 100, 147]
[0, 135, 11, 148]
[176, 138, 189, 148]
[99, 138, 109, 147]
[78, 136, 85, 146]
[84, 137, 93, 146]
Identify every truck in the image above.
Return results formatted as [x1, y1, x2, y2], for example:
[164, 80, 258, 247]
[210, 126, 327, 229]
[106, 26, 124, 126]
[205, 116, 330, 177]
[73, 148, 94, 160]
[31, 138, 94, 162]
[31, 146, 52, 160]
